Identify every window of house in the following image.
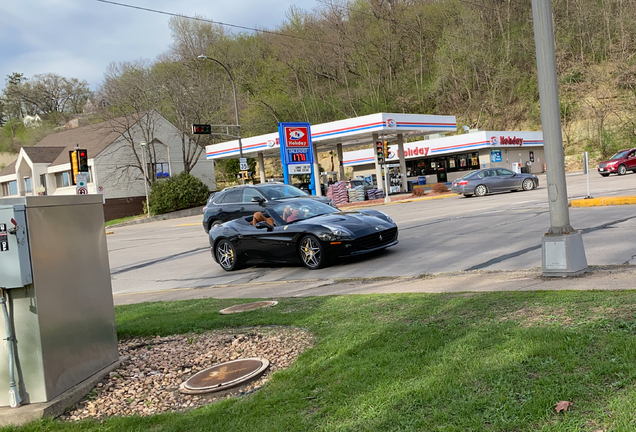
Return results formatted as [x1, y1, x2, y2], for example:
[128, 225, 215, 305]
[24, 177, 32, 193]
[2, 181, 18, 196]
[55, 171, 71, 188]
[155, 162, 170, 179]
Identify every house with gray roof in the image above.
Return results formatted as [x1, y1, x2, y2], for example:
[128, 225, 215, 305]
[0, 111, 215, 220]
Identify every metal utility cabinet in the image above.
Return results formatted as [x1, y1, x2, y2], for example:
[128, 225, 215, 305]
[0, 195, 118, 407]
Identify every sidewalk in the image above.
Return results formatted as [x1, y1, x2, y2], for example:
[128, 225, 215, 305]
[113, 265, 636, 305]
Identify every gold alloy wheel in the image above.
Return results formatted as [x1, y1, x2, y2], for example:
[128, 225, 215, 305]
[217, 241, 235, 270]
[300, 236, 322, 269]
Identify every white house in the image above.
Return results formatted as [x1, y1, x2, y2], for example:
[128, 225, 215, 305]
[0, 111, 215, 220]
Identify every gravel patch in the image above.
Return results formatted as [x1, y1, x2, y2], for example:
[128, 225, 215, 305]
[61, 326, 314, 421]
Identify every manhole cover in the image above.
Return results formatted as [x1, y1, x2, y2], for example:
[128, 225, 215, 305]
[219, 301, 278, 314]
[179, 358, 269, 394]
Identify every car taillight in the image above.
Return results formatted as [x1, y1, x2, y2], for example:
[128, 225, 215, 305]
[457, 181, 469, 186]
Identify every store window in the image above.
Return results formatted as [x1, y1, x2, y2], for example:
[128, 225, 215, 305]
[405, 152, 481, 176]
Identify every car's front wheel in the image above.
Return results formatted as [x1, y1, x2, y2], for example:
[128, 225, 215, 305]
[216, 239, 241, 271]
[208, 220, 222, 232]
[522, 178, 534, 191]
[618, 164, 627, 175]
[474, 185, 488, 197]
[299, 235, 326, 269]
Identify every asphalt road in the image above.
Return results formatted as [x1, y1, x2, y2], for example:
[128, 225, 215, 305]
[107, 171, 636, 295]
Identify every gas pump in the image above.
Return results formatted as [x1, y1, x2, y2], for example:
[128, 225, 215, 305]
[386, 165, 402, 194]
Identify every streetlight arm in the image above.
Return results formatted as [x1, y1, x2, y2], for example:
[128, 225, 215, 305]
[198, 55, 240, 137]
[198, 54, 245, 184]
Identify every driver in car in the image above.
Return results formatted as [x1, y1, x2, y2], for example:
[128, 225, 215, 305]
[286, 207, 300, 222]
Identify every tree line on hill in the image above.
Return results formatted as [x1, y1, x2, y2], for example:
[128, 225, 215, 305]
[3, 0, 636, 166]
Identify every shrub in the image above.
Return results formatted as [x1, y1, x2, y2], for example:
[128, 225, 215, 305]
[432, 183, 449, 193]
[148, 172, 210, 215]
[412, 187, 427, 196]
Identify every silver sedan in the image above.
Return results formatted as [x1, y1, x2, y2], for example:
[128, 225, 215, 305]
[451, 168, 539, 197]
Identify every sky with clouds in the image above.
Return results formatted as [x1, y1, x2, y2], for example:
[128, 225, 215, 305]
[0, 0, 319, 91]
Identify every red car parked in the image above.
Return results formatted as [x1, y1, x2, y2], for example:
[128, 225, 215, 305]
[598, 148, 636, 176]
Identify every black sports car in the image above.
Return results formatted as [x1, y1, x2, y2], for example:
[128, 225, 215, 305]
[209, 198, 398, 270]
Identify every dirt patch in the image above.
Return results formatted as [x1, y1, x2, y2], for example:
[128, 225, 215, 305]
[61, 327, 314, 421]
[337, 192, 454, 209]
[499, 307, 575, 327]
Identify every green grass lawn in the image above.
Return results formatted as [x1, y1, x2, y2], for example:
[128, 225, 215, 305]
[105, 214, 145, 227]
[9, 291, 636, 431]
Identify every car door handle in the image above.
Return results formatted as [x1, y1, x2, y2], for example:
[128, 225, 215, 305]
[239, 207, 245, 211]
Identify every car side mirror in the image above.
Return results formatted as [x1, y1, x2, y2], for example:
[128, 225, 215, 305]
[251, 197, 265, 205]
[255, 221, 273, 231]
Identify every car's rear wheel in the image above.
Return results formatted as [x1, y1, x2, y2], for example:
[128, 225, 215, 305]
[600, 173, 610, 177]
[618, 164, 627, 175]
[216, 239, 241, 271]
[474, 185, 488, 197]
[522, 178, 534, 191]
[299, 235, 326, 270]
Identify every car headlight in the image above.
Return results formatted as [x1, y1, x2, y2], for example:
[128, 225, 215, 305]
[322, 225, 353, 239]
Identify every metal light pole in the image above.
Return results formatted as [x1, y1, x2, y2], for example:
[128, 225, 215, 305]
[198, 55, 245, 184]
[532, 0, 587, 276]
[140, 141, 151, 218]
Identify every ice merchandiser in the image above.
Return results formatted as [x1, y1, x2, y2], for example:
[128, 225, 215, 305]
[0, 195, 118, 408]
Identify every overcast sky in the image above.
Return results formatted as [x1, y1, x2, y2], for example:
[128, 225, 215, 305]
[0, 0, 318, 91]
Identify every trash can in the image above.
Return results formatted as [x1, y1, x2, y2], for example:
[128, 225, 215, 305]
[418, 176, 426, 185]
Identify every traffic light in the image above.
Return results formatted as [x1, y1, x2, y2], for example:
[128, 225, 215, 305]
[69, 150, 80, 185]
[375, 141, 385, 165]
[78, 149, 88, 172]
[191, 124, 212, 134]
[384, 141, 389, 160]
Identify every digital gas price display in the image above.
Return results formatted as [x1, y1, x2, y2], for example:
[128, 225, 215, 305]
[285, 147, 310, 164]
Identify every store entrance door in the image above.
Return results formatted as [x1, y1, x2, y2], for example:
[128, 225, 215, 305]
[436, 161, 448, 183]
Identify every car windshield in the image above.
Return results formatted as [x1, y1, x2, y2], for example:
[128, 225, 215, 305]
[270, 199, 337, 223]
[257, 184, 308, 200]
[609, 151, 629, 160]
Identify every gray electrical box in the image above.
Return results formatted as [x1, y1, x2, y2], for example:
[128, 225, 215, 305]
[0, 195, 118, 407]
[0, 205, 33, 288]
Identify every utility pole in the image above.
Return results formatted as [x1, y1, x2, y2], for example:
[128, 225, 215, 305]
[532, 0, 588, 276]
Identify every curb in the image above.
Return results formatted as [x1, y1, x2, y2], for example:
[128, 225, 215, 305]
[107, 206, 204, 228]
[570, 196, 636, 207]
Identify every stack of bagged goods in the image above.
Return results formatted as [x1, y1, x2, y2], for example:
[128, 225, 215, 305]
[327, 181, 349, 205]
[367, 188, 385, 200]
[347, 186, 365, 203]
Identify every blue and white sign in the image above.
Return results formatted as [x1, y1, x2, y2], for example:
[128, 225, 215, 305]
[278, 122, 317, 194]
[491, 149, 502, 162]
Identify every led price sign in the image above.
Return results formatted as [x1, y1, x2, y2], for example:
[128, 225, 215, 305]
[286, 147, 310, 164]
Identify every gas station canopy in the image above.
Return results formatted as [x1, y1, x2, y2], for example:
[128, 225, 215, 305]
[205, 113, 457, 160]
